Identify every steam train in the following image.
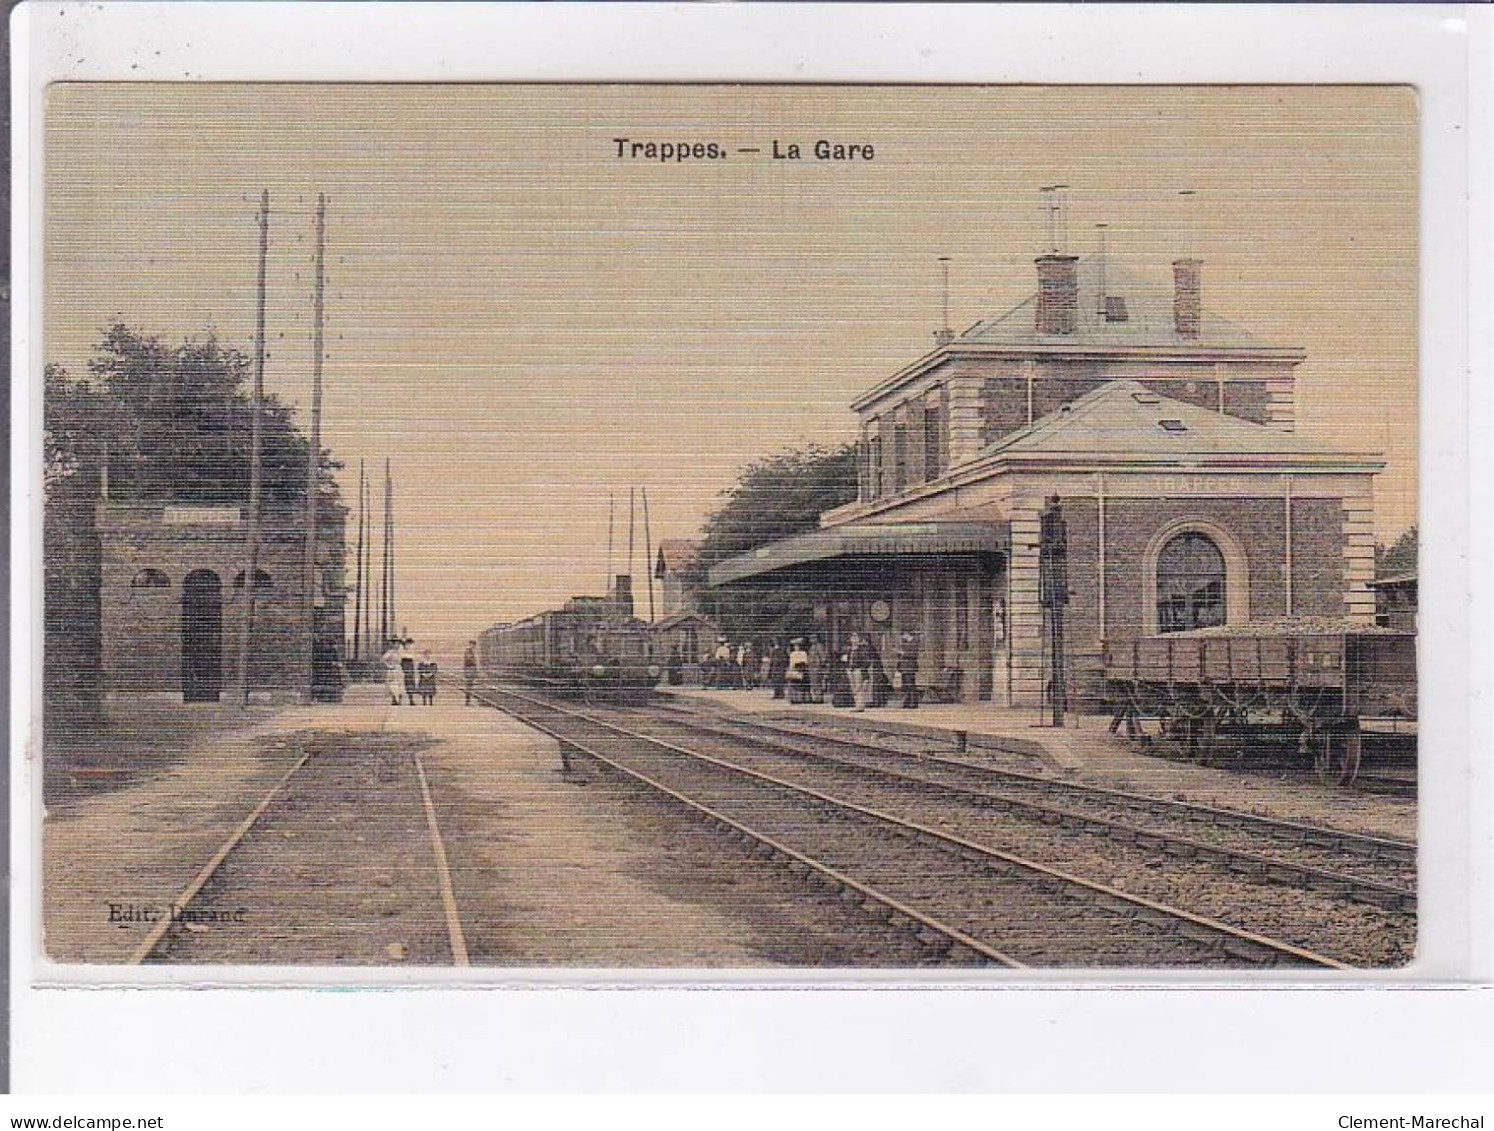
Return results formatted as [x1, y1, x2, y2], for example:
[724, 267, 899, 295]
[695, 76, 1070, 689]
[476, 583, 661, 704]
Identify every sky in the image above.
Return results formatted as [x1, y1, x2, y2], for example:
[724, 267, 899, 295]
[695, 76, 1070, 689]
[45, 84, 1418, 643]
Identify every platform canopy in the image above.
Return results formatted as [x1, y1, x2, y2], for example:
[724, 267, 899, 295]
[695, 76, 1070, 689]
[707, 521, 1008, 588]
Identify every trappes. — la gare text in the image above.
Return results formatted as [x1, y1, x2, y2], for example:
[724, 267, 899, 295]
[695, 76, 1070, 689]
[612, 137, 875, 162]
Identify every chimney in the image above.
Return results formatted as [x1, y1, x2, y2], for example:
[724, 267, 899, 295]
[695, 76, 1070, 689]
[1035, 254, 1080, 335]
[933, 257, 954, 347]
[1172, 258, 1202, 339]
[611, 574, 634, 618]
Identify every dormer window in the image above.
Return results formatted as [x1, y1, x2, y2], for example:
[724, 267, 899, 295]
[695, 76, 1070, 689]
[1158, 418, 1188, 433]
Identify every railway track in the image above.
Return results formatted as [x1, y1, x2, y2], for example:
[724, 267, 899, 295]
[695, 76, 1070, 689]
[628, 709, 1417, 907]
[133, 730, 469, 966]
[475, 685, 1350, 970]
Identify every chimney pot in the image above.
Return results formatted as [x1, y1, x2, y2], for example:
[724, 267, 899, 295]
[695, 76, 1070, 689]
[612, 574, 634, 618]
[1173, 258, 1202, 339]
[1035, 254, 1080, 335]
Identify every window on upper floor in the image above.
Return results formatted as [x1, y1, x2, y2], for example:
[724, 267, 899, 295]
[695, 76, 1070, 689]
[893, 421, 909, 492]
[866, 433, 883, 500]
[131, 568, 170, 589]
[923, 400, 945, 481]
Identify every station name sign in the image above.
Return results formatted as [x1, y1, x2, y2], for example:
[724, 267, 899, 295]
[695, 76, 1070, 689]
[163, 505, 242, 526]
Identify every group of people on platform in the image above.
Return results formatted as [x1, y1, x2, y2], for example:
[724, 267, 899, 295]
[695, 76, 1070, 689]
[666, 631, 921, 710]
[380, 637, 440, 706]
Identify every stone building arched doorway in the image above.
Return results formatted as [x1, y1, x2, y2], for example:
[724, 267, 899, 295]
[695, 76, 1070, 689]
[181, 569, 223, 702]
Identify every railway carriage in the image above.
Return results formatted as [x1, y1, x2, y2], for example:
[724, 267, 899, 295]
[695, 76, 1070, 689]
[1103, 620, 1416, 784]
[478, 600, 661, 704]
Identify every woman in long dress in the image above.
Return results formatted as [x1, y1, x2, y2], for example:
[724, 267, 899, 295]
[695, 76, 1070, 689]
[381, 641, 405, 706]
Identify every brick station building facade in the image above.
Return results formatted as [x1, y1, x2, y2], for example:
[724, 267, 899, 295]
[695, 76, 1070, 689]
[709, 251, 1383, 708]
[97, 503, 347, 702]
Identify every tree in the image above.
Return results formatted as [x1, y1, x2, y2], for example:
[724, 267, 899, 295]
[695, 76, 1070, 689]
[81, 323, 339, 512]
[1376, 526, 1417, 576]
[691, 443, 858, 640]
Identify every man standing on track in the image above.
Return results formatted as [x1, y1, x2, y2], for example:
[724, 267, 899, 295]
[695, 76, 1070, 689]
[463, 640, 479, 705]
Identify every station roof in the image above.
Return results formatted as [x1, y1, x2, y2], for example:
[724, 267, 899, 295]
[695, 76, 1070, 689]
[707, 521, 1007, 588]
[973, 380, 1381, 466]
[962, 259, 1265, 350]
[654, 539, 701, 578]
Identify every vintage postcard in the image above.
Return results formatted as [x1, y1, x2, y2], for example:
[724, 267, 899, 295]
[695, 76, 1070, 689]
[38, 82, 1419, 973]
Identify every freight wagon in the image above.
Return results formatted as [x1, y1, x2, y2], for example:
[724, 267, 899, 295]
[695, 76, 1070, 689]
[1102, 621, 1416, 783]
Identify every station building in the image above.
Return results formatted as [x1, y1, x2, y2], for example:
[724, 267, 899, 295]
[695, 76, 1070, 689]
[708, 250, 1384, 708]
[97, 502, 347, 703]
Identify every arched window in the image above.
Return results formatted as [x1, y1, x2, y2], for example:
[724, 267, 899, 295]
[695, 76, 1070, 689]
[1155, 532, 1226, 633]
[131, 568, 170, 589]
[231, 569, 274, 592]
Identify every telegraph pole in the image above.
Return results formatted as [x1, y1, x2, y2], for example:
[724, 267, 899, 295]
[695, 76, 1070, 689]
[352, 459, 366, 665]
[641, 486, 655, 623]
[361, 470, 372, 657]
[236, 190, 269, 708]
[301, 193, 327, 703]
[606, 492, 615, 594]
[384, 459, 395, 639]
[628, 486, 636, 586]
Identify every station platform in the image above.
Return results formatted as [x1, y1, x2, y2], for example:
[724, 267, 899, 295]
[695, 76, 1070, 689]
[652, 685, 1418, 842]
[654, 684, 1111, 774]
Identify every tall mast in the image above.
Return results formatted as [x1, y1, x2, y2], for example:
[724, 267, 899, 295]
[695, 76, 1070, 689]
[628, 486, 636, 585]
[236, 189, 269, 708]
[352, 459, 365, 663]
[362, 470, 373, 653]
[606, 492, 615, 593]
[385, 459, 395, 638]
[301, 193, 327, 702]
[642, 486, 655, 624]
[380, 458, 391, 644]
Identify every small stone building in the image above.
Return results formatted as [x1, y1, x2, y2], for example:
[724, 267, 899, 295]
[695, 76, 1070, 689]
[709, 246, 1384, 708]
[97, 503, 346, 702]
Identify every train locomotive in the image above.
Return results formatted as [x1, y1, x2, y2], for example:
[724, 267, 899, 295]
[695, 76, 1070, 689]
[477, 580, 661, 704]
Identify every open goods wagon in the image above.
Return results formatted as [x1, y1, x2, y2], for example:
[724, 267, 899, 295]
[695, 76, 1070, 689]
[1102, 623, 1416, 783]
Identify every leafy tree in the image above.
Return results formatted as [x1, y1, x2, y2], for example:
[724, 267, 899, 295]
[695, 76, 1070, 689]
[1376, 526, 1418, 576]
[80, 323, 339, 512]
[691, 443, 858, 640]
